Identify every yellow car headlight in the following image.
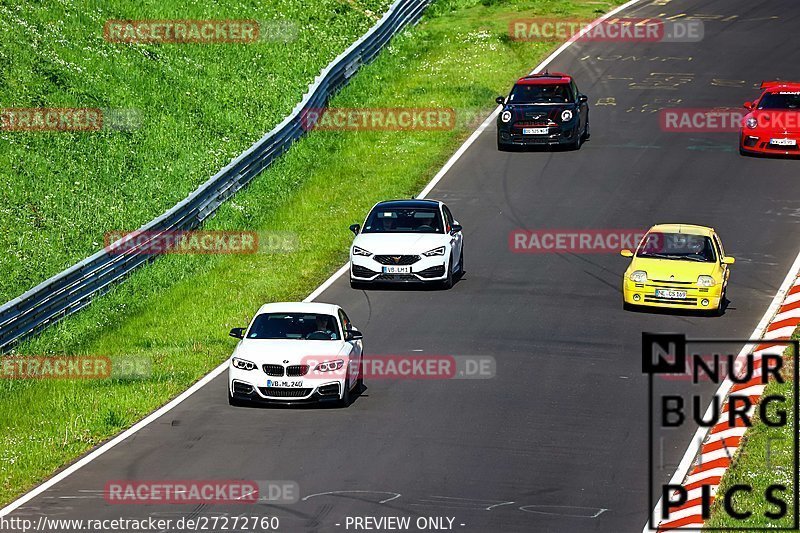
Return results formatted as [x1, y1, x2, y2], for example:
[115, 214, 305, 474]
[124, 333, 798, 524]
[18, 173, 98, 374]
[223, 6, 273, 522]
[697, 275, 716, 287]
[630, 270, 647, 283]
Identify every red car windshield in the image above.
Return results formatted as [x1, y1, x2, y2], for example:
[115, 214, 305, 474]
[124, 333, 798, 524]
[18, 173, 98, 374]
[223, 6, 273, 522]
[758, 92, 800, 110]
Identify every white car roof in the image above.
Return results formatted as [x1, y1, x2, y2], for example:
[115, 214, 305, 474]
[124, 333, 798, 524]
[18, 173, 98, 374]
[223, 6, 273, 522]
[254, 301, 340, 316]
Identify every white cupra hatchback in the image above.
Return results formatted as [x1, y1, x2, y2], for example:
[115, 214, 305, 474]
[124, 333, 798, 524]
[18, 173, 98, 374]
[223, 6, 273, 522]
[348, 199, 464, 289]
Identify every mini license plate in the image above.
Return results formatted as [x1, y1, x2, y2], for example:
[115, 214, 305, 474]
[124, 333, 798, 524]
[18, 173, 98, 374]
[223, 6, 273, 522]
[522, 127, 548, 135]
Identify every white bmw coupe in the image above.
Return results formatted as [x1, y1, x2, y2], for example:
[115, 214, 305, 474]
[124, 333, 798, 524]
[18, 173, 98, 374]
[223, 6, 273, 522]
[227, 302, 364, 407]
[348, 199, 464, 289]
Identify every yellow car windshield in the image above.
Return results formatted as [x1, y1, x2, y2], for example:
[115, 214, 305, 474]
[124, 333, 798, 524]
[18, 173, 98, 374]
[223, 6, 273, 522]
[637, 232, 716, 263]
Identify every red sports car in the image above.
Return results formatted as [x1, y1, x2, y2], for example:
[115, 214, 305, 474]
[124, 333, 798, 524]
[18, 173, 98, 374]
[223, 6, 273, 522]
[740, 81, 800, 156]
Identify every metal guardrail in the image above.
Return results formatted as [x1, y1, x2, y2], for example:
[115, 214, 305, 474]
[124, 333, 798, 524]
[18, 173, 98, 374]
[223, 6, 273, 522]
[0, 0, 431, 352]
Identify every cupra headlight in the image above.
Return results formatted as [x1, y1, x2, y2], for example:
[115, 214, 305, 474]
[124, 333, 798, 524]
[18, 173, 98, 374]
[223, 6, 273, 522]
[352, 246, 372, 257]
[423, 246, 446, 257]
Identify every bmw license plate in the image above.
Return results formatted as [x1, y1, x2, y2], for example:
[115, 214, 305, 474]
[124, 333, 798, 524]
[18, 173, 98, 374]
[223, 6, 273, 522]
[522, 127, 548, 135]
[382, 265, 411, 274]
[655, 289, 687, 299]
[770, 138, 797, 146]
[267, 379, 304, 388]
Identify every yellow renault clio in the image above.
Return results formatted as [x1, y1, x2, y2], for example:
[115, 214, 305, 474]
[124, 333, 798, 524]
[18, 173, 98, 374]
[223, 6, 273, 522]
[621, 224, 734, 313]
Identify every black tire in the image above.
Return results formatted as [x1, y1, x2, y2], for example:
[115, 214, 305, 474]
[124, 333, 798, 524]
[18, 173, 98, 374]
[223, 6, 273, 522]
[582, 119, 590, 141]
[338, 376, 352, 408]
[441, 257, 454, 290]
[497, 131, 509, 151]
[715, 289, 727, 316]
[458, 247, 465, 276]
[355, 357, 364, 392]
[623, 302, 635, 312]
[350, 277, 366, 290]
[571, 128, 583, 150]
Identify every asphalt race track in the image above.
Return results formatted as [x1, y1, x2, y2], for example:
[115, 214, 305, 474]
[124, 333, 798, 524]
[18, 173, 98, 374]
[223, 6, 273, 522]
[8, 0, 800, 531]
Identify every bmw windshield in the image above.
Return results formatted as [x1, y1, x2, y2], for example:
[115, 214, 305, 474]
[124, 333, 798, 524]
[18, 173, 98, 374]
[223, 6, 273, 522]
[247, 313, 340, 340]
[362, 207, 444, 233]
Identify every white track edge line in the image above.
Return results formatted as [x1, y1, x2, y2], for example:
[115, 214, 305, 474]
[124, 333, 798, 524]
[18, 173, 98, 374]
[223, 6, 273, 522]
[644, 249, 800, 532]
[0, 0, 649, 518]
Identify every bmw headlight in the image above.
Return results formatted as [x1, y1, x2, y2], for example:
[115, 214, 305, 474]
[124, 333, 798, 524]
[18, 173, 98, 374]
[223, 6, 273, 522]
[423, 246, 446, 257]
[697, 275, 716, 287]
[317, 359, 344, 372]
[746, 117, 757, 129]
[500, 110, 512, 123]
[561, 109, 573, 122]
[630, 270, 647, 283]
[352, 246, 372, 257]
[232, 357, 256, 371]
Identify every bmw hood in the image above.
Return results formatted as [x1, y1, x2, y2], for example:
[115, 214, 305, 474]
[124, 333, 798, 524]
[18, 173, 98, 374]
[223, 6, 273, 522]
[233, 339, 349, 365]
[352, 233, 450, 255]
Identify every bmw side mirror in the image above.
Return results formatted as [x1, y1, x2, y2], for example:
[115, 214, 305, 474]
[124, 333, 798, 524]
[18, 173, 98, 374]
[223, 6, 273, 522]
[450, 224, 463, 235]
[229, 327, 245, 339]
[495, 96, 505, 105]
[743, 101, 753, 110]
[346, 329, 363, 341]
[579, 94, 588, 103]
[349, 223, 360, 236]
[620, 249, 634, 258]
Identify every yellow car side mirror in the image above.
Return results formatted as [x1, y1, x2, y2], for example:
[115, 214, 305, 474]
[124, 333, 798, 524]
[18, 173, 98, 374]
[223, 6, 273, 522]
[722, 256, 735, 265]
[620, 249, 634, 258]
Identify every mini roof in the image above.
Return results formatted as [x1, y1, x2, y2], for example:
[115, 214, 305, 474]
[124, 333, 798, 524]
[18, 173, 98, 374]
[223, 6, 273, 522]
[516, 72, 572, 85]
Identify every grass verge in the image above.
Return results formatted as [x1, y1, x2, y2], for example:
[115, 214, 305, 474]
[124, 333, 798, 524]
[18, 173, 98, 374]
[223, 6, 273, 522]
[1, 0, 619, 507]
[705, 334, 798, 530]
[0, 0, 392, 302]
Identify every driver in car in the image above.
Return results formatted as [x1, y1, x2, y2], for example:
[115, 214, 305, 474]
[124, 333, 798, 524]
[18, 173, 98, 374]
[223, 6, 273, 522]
[311, 315, 337, 340]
